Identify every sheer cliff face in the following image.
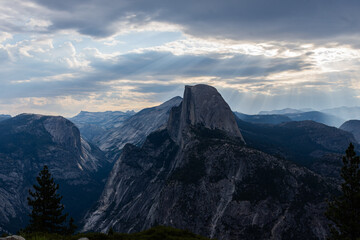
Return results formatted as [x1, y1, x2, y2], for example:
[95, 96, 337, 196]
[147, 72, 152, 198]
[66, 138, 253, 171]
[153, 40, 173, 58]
[84, 85, 334, 240]
[168, 85, 244, 144]
[0, 114, 109, 233]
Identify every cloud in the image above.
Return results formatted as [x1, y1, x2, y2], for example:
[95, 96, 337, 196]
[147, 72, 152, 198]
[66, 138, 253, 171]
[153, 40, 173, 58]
[0, 48, 9, 63]
[19, 0, 359, 42]
[0, 47, 308, 99]
[0, 32, 357, 111]
[221, 85, 360, 114]
[133, 83, 183, 94]
[87, 50, 310, 80]
[1, 1, 360, 116]
[0, 0, 53, 35]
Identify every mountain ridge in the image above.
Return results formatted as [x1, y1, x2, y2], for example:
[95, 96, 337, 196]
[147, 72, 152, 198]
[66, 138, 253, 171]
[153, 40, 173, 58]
[83, 84, 336, 240]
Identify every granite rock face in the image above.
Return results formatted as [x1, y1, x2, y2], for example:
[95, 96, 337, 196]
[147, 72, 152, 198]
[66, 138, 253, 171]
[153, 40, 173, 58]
[84, 85, 335, 240]
[168, 85, 243, 144]
[0, 114, 110, 233]
[69, 110, 135, 143]
[97, 97, 182, 162]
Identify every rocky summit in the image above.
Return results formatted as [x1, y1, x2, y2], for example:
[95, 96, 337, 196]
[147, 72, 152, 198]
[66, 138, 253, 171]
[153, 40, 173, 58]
[83, 84, 336, 240]
[0, 114, 110, 233]
[168, 85, 244, 145]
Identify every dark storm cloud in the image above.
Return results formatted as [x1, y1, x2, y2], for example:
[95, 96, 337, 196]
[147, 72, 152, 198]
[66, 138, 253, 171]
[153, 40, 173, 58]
[32, 0, 360, 41]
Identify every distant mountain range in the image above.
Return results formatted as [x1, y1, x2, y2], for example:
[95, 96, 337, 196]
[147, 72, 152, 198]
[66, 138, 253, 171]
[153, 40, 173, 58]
[254, 108, 346, 127]
[234, 112, 292, 125]
[284, 111, 344, 127]
[258, 106, 360, 126]
[321, 106, 360, 120]
[0, 114, 11, 122]
[236, 110, 344, 127]
[259, 108, 309, 115]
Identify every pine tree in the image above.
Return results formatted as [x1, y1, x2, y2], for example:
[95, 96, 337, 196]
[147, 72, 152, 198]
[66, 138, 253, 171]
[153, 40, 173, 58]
[67, 217, 77, 235]
[26, 165, 68, 233]
[107, 227, 114, 235]
[325, 143, 360, 240]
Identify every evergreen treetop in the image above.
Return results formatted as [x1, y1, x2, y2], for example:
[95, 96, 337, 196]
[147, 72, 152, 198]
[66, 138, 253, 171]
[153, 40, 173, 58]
[26, 165, 68, 234]
[325, 142, 360, 240]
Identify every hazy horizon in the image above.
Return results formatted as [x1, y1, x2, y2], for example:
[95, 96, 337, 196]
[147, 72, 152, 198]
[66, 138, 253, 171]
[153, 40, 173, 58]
[2, 95, 360, 119]
[1, 1, 360, 117]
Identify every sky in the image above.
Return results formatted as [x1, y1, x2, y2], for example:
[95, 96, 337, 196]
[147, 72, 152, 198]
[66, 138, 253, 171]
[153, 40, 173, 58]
[1, 0, 360, 117]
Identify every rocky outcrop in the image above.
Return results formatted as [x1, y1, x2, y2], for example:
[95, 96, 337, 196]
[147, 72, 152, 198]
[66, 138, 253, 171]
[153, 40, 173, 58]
[0, 114, 110, 233]
[339, 120, 360, 144]
[43, 115, 82, 155]
[98, 97, 182, 162]
[84, 85, 335, 240]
